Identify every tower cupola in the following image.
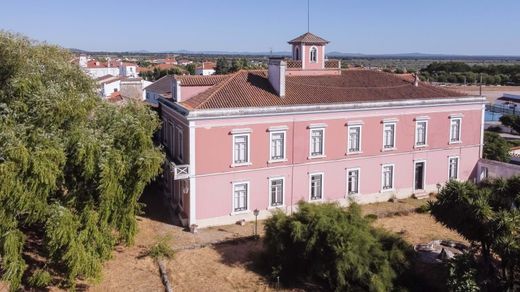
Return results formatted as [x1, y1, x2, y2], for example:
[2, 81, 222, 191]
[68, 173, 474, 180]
[288, 32, 329, 70]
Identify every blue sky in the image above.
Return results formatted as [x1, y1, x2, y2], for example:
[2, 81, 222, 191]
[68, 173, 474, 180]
[1, 0, 519, 55]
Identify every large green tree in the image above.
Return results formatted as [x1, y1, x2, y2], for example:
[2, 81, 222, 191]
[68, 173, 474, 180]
[263, 202, 412, 292]
[483, 132, 511, 162]
[0, 32, 164, 290]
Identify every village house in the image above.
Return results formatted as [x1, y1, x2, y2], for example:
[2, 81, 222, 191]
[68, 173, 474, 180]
[156, 32, 486, 228]
[78, 55, 139, 78]
[195, 61, 216, 75]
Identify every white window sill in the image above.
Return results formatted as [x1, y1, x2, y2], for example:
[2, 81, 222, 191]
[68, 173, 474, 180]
[230, 210, 250, 216]
[414, 144, 428, 149]
[231, 162, 252, 168]
[449, 141, 462, 145]
[309, 198, 324, 202]
[308, 154, 326, 160]
[381, 147, 396, 152]
[346, 151, 363, 155]
[268, 205, 285, 210]
[380, 188, 395, 193]
[268, 159, 288, 164]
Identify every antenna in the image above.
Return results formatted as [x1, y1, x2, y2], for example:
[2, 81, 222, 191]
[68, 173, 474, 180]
[307, 0, 310, 32]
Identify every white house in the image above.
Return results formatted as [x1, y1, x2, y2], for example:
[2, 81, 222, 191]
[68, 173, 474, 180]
[195, 61, 216, 75]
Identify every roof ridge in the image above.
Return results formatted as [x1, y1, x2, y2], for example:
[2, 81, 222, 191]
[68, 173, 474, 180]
[193, 71, 243, 109]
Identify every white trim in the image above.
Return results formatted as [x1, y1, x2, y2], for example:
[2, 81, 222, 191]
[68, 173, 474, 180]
[414, 120, 428, 148]
[268, 125, 289, 131]
[414, 115, 430, 121]
[269, 130, 287, 162]
[479, 104, 485, 158]
[309, 127, 326, 158]
[188, 121, 196, 225]
[347, 124, 362, 154]
[448, 156, 460, 181]
[268, 177, 285, 209]
[232, 133, 251, 167]
[413, 160, 427, 191]
[382, 118, 399, 123]
[308, 123, 328, 129]
[308, 172, 325, 201]
[346, 167, 361, 197]
[449, 117, 462, 144]
[231, 128, 252, 134]
[382, 122, 397, 151]
[346, 120, 364, 126]
[231, 181, 250, 215]
[449, 113, 464, 118]
[381, 164, 395, 192]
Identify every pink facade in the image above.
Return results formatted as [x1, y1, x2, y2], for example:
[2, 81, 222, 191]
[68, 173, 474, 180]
[157, 32, 487, 228]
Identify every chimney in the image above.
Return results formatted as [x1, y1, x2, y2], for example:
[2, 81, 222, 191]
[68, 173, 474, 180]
[79, 54, 87, 68]
[172, 78, 182, 102]
[268, 58, 286, 97]
[107, 57, 111, 68]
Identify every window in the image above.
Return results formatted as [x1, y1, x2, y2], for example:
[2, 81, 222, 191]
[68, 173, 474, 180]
[448, 157, 459, 180]
[347, 168, 360, 195]
[270, 131, 286, 161]
[348, 126, 362, 153]
[310, 128, 325, 157]
[309, 173, 324, 200]
[269, 178, 284, 207]
[233, 182, 249, 213]
[381, 164, 394, 191]
[177, 128, 184, 161]
[415, 121, 427, 146]
[294, 47, 300, 60]
[450, 118, 462, 143]
[233, 134, 250, 165]
[480, 167, 489, 181]
[310, 46, 318, 63]
[383, 123, 396, 149]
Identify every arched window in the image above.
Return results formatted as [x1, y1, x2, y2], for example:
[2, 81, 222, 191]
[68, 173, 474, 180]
[310, 46, 318, 63]
[294, 47, 300, 60]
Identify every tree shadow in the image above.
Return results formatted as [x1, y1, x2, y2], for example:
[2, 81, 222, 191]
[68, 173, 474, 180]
[138, 179, 182, 226]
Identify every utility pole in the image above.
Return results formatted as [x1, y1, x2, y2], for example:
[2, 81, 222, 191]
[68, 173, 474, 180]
[479, 73, 483, 96]
[307, 0, 310, 32]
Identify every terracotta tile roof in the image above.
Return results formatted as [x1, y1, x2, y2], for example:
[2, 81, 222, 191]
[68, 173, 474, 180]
[175, 74, 228, 86]
[180, 69, 468, 110]
[145, 75, 174, 94]
[196, 62, 216, 70]
[87, 60, 121, 68]
[288, 32, 329, 44]
[107, 91, 123, 102]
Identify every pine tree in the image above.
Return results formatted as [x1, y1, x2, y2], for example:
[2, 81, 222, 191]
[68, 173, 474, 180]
[0, 32, 164, 290]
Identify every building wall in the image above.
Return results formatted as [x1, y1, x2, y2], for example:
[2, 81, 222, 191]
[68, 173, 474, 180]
[85, 67, 120, 78]
[302, 45, 325, 70]
[190, 103, 484, 227]
[101, 80, 121, 97]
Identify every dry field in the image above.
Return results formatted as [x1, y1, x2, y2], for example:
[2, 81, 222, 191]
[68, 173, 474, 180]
[447, 85, 520, 102]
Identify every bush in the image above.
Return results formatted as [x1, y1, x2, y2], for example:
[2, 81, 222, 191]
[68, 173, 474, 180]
[446, 253, 480, 292]
[415, 204, 430, 214]
[28, 269, 52, 288]
[263, 202, 412, 291]
[146, 236, 175, 260]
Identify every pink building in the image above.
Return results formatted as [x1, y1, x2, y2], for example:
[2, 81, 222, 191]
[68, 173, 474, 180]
[158, 32, 486, 228]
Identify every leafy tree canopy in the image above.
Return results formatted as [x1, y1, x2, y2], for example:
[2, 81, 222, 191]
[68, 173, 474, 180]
[483, 131, 511, 162]
[0, 32, 164, 290]
[263, 202, 412, 292]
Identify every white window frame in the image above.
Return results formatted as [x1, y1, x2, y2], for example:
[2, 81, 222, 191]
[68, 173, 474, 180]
[346, 168, 361, 197]
[382, 122, 397, 151]
[176, 126, 184, 162]
[268, 177, 285, 208]
[347, 125, 362, 154]
[449, 117, 462, 144]
[231, 181, 250, 215]
[232, 133, 251, 167]
[309, 128, 326, 159]
[381, 164, 395, 192]
[310, 46, 318, 63]
[448, 156, 460, 180]
[414, 120, 428, 147]
[269, 130, 287, 163]
[309, 172, 324, 201]
[413, 160, 427, 191]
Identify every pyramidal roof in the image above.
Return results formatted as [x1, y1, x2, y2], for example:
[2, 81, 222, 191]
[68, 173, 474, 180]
[288, 32, 329, 44]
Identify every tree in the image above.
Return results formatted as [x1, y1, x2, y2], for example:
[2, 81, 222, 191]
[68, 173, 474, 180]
[430, 179, 520, 290]
[263, 202, 412, 291]
[500, 114, 520, 134]
[0, 32, 164, 290]
[185, 63, 196, 75]
[483, 132, 511, 162]
[215, 58, 231, 74]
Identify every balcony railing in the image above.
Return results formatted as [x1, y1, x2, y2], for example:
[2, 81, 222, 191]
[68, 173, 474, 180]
[286, 60, 302, 68]
[285, 59, 341, 70]
[170, 162, 190, 180]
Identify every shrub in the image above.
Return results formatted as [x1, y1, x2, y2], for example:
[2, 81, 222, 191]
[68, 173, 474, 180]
[263, 202, 412, 291]
[146, 236, 175, 260]
[415, 204, 430, 214]
[28, 269, 52, 288]
[446, 253, 480, 292]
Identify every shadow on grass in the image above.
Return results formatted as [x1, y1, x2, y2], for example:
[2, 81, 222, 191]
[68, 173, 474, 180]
[138, 179, 182, 226]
